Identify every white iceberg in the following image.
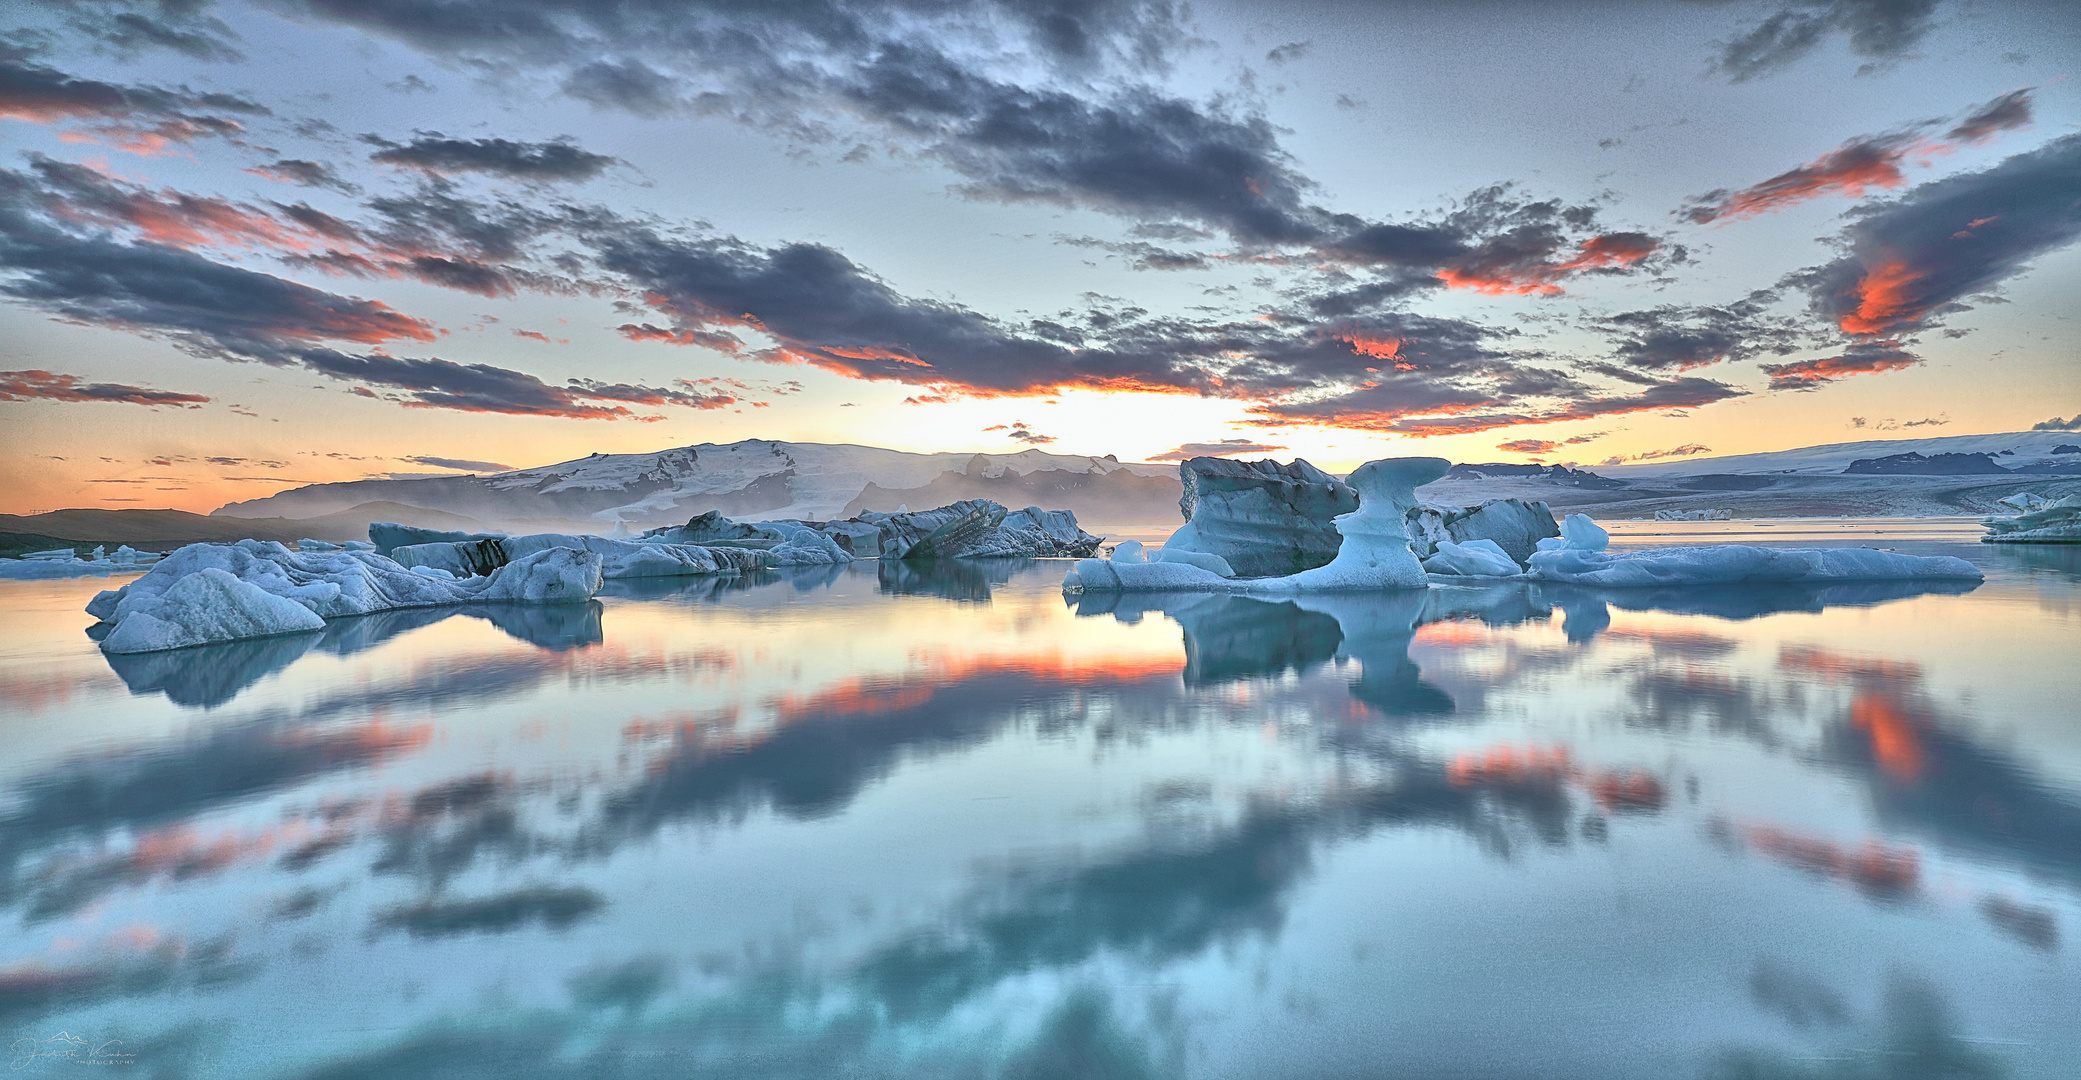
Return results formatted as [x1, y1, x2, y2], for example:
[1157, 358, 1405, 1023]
[1422, 539, 1522, 578]
[1654, 508, 1735, 521]
[1404, 498, 1559, 564]
[99, 567, 328, 654]
[89, 540, 603, 652]
[0, 558, 116, 580]
[1161, 457, 1357, 576]
[1065, 458, 1446, 594]
[1527, 513, 1981, 585]
[1981, 495, 2081, 544]
[389, 524, 841, 580]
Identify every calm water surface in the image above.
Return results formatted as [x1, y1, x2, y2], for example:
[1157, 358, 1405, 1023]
[1, 523, 2076, 1078]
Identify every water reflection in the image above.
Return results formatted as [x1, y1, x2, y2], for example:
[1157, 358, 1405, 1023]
[98, 601, 605, 707]
[1, 555, 2074, 1077]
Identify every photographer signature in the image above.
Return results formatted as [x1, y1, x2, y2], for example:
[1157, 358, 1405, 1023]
[10, 1032, 135, 1069]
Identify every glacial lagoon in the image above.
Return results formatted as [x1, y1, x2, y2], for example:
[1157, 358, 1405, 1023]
[1, 521, 2076, 1078]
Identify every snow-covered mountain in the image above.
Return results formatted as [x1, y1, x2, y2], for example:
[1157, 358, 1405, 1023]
[214, 441, 1177, 530]
[1598, 430, 2081, 477]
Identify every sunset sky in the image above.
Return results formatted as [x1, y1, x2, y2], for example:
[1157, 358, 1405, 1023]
[2, 0, 2077, 514]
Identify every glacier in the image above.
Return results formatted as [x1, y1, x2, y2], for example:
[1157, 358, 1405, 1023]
[88, 540, 604, 653]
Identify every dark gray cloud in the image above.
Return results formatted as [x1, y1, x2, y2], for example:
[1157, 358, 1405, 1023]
[2029, 414, 2079, 432]
[366, 133, 617, 183]
[0, 50, 265, 154]
[1947, 87, 2034, 144]
[1255, 375, 1746, 436]
[0, 163, 736, 420]
[0, 369, 209, 406]
[60, 0, 244, 62]
[1712, 0, 1941, 82]
[1760, 340, 1918, 390]
[1799, 133, 2081, 339]
[1592, 294, 1808, 373]
[245, 158, 358, 193]
[1317, 186, 1672, 296]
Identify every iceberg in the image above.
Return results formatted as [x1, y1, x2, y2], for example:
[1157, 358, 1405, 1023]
[1654, 508, 1735, 521]
[88, 539, 604, 652]
[1981, 495, 2081, 544]
[1527, 513, 1982, 585]
[98, 567, 327, 654]
[862, 500, 1102, 559]
[368, 521, 507, 558]
[389, 521, 844, 580]
[1404, 498, 1560, 564]
[1161, 456, 1357, 576]
[0, 558, 115, 580]
[1422, 539, 1522, 578]
[1065, 457, 1446, 594]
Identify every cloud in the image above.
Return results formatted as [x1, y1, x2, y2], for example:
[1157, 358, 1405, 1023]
[1497, 439, 1561, 454]
[1599, 444, 1713, 466]
[0, 52, 264, 149]
[245, 159, 357, 193]
[1318, 186, 1670, 297]
[2031, 414, 2081, 432]
[0, 162, 732, 421]
[1799, 133, 2081, 338]
[0, 369, 209, 407]
[1946, 88, 2034, 145]
[1712, 0, 1941, 82]
[1682, 90, 2033, 223]
[1253, 376, 1745, 438]
[1593, 296, 1807, 374]
[1145, 438, 1288, 461]
[1760, 340, 1919, 390]
[61, 3, 245, 62]
[366, 134, 617, 183]
[398, 455, 513, 473]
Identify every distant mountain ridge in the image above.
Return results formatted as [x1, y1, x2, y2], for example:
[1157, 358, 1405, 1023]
[1596, 430, 2080, 477]
[214, 440, 1176, 531]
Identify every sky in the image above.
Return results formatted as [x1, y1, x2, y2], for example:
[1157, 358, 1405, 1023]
[1, 0, 2077, 515]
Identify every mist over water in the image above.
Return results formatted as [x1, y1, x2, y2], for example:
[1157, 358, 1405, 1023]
[1, 526, 2076, 1078]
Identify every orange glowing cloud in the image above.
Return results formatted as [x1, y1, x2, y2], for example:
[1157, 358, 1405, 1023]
[1341, 334, 1403, 361]
[1838, 258, 1925, 335]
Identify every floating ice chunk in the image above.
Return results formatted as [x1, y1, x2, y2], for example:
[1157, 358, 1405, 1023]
[1527, 543, 1981, 586]
[753, 521, 853, 565]
[410, 565, 458, 580]
[1422, 539, 1522, 578]
[1161, 457, 1356, 576]
[368, 522, 505, 558]
[298, 538, 344, 552]
[1112, 540, 1149, 563]
[22, 548, 77, 561]
[1995, 492, 2048, 512]
[87, 539, 605, 652]
[100, 567, 327, 653]
[0, 558, 115, 579]
[1981, 495, 2081, 544]
[468, 547, 603, 602]
[1064, 457, 1444, 594]
[1654, 508, 1734, 521]
[1560, 514, 1609, 551]
[1152, 546, 1234, 577]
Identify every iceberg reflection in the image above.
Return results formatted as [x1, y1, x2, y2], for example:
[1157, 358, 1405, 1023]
[99, 601, 605, 707]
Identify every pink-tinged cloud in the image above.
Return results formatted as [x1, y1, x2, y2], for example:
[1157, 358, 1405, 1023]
[1146, 439, 1290, 461]
[1685, 89, 2035, 224]
[1761, 342, 1918, 391]
[1599, 444, 1712, 465]
[1437, 232, 1659, 295]
[1497, 439, 1560, 454]
[0, 370, 210, 407]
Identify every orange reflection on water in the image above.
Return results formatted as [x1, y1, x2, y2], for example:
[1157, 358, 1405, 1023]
[1741, 823, 1920, 897]
[1587, 770, 1666, 812]
[1447, 745, 1571, 787]
[1850, 692, 1925, 782]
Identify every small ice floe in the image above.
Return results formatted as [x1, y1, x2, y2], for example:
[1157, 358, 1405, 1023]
[0, 543, 159, 579]
[88, 539, 604, 653]
[1421, 539, 1522, 578]
[1982, 495, 2081, 544]
[1654, 508, 1734, 521]
[1527, 513, 1982, 585]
